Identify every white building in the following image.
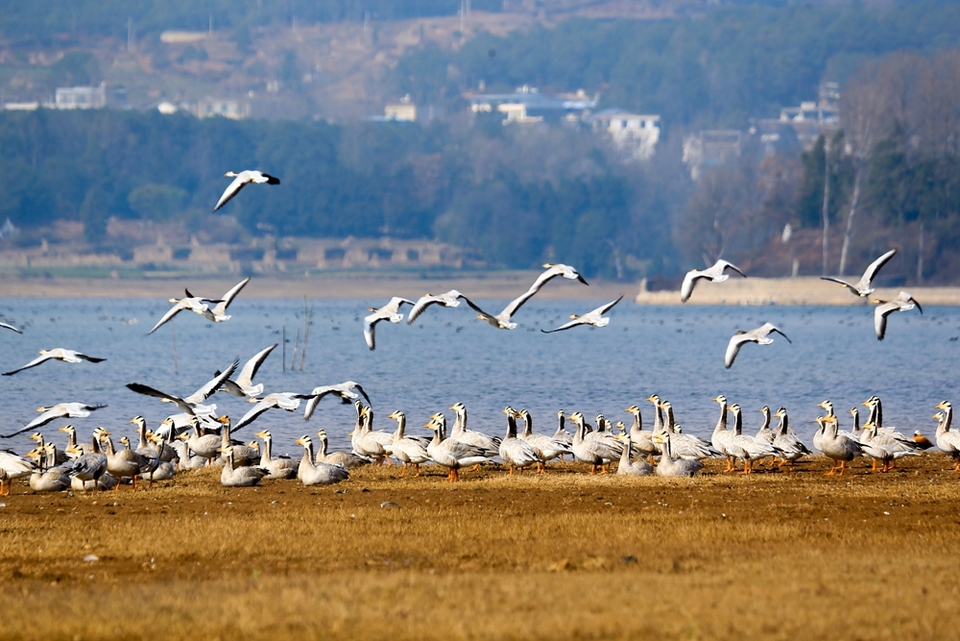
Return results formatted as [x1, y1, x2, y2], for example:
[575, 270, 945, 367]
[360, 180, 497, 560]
[589, 110, 661, 160]
[54, 84, 106, 110]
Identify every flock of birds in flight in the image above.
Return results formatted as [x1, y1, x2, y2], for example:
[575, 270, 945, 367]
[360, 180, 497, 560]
[0, 170, 940, 493]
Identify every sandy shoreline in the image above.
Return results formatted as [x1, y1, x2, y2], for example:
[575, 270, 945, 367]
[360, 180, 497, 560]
[2, 272, 960, 304]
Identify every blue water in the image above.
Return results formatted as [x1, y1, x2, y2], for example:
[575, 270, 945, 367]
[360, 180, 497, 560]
[1, 297, 957, 457]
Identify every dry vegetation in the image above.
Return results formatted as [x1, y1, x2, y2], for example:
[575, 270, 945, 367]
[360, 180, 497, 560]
[3, 455, 960, 640]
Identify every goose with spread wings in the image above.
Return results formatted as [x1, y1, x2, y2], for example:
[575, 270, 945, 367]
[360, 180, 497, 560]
[220, 343, 277, 398]
[148, 277, 250, 334]
[126, 358, 239, 416]
[364, 297, 416, 350]
[213, 170, 280, 212]
[302, 381, 372, 420]
[821, 248, 897, 298]
[873, 291, 922, 340]
[470, 263, 589, 330]
[1, 402, 107, 438]
[680, 259, 746, 303]
[406, 290, 481, 324]
[233, 391, 317, 432]
[3, 348, 106, 376]
[541, 295, 623, 333]
[725, 323, 791, 369]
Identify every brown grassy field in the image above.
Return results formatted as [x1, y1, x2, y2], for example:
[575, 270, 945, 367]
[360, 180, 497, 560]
[2, 455, 960, 640]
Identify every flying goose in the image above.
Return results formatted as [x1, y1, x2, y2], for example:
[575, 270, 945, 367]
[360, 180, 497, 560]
[126, 358, 239, 417]
[680, 259, 746, 303]
[406, 290, 480, 324]
[364, 297, 416, 350]
[3, 348, 106, 376]
[214, 170, 280, 212]
[1, 402, 107, 438]
[725, 323, 791, 368]
[821, 248, 897, 297]
[220, 343, 278, 398]
[541, 295, 623, 333]
[469, 263, 589, 330]
[873, 291, 922, 340]
[302, 381, 371, 420]
[147, 294, 212, 334]
[233, 391, 315, 432]
[148, 278, 250, 333]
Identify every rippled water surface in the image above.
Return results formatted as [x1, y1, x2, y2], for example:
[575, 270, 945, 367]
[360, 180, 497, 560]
[1, 297, 957, 456]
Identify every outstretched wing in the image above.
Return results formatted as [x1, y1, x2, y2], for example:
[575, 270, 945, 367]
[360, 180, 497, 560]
[185, 358, 240, 404]
[719, 260, 747, 278]
[233, 401, 273, 432]
[148, 302, 185, 335]
[819, 276, 859, 295]
[406, 295, 441, 324]
[76, 353, 107, 363]
[236, 343, 277, 389]
[212, 277, 251, 316]
[597, 295, 624, 315]
[724, 334, 749, 369]
[214, 174, 247, 211]
[680, 270, 701, 303]
[860, 248, 898, 286]
[126, 383, 194, 415]
[0, 322, 22, 334]
[363, 315, 378, 350]
[541, 317, 586, 334]
[3, 353, 54, 376]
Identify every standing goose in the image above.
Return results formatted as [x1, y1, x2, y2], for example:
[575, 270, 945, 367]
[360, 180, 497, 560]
[711, 395, 737, 472]
[214, 170, 280, 211]
[624, 405, 657, 464]
[185, 417, 222, 466]
[96, 428, 147, 490]
[315, 430, 370, 469]
[569, 411, 619, 474]
[423, 413, 487, 481]
[253, 430, 297, 479]
[499, 407, 541, 475]
[386, 411, 430, 477]
[0, 450, 33, 494]
[651, 432, 703, 477]
[772, 407, 811, 469]
[217, 416, 259, 467]
[350, 403, 387, 465]
[469, 263, 589, 330]
[219, 446, 268, 487]
[294, 435, 349, 486]
[815, 416, 862, 476]
[725, 323, 791, 369]
[516, 408, 571, 470]
[814, 400, 837, 452]
[129, 416, 177, 463]
[63, 437, 107, 492]
[406, 290, 480, 324]
[449, 402, 501, 462]
[59, 424, 93, 455]
[220, 344, 278, 398]
[552, 409, 573, 455]
[756, 406, 775, 444]
[727, 404, 778, 474]
[302, 381, 371, 420]
[873, 291, 922, 340]
[821, 248, 897, 297]
[933, 401, 960, 470]
[3, 348, 106, 376]
[364, 297, 416, 350]
[541, 295, 623, 333]
[680, 259, 746, 303]
[659, 401, 719, 460]
[859, 421, 920, 473]
[614, 431, 653, 476]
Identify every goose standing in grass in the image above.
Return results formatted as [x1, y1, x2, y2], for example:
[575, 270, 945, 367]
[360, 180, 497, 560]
[469, 263, 589, 330]
[873, 291, 922, 340]
[516, 408, 571, 470]
[724, 323, 791, 369]
[449, 402, 500, 462]
[711, 395, 737, 472]
[350, 403, 387, 465]
[220, 344, 277, 398]
[756, 406, 775, 445]
[680, 259, 746, 303]
[356, 405, 395, 463]
[541, 295, 623, 333]
[129, 416, 177, 463]
[232, 391, 315, 432]
[727, 403, 779, 474]
[126, 358, 238, 418]
[63, 438, 107, 491]
[772, 407, 811, 469]
[615, 431, 653, 476]
[0, 450, 33, 494]
[27, 444, 69, 492]
[302, 381, 371, 420]
[406, 290, 480, 324]
[552, 409, 573, 456]
[219, 446, 268, 487]
[813, 400, 837, 452]
[569, 411, 619, 474]
[294, 435, 349, 486]
[315, 430, 370, 469]
[423, 413, 487, 481]
[820, 248, 897, 297]
[3, 348, 106, 376]
[859, 421, 921, 473]
[815, 416, 862, 476]
[499, 407, 541, 475]
[658, 400, 719, 460]
[214, 170, 280, 211]
[97, 429, 149, 490]
[624, 405, 657, 464]
[651, 432, 703, 477]
[386, 411, 430, 477]
[253, 430, 297, 479]
[364, 297, 416, 350]
[933, 401, 960, 470]
[1, 402, 107, 438]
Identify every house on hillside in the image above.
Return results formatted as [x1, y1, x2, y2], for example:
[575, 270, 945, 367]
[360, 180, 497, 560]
[54, 84, 106, 110]
[588, 109, 661, 160]
[682, 130, 743, 180]
[197, 98, 250, 119]
[466, 85, 598, 125]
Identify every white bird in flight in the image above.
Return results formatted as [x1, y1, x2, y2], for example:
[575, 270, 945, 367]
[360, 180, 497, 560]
[3, 348, 106, 376]
[126, 358, 239, 416]
[214, 170, 280, 212]
[1, 402, 108, 438]
[233, 392, 317, 432]
[873, 291, 922, 340]
[302, 381, 372, 420]
[219, 343, 277, 398]
[541, 295, 623, 333]
[364, 297, 415, 350]
[406, 290, 480, 324]
[148, 277, 250, 334]
[680, 259, 746, 303]
[470, 263, 589, 330]
[821, 248, 897, 297]
[725, 322, 791, 369]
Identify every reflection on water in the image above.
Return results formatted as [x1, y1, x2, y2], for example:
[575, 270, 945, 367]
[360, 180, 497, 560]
[0, 297, 956, 456]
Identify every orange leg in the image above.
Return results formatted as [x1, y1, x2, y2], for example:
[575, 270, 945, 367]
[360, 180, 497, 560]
[837, 460, 847, 476]
[724, 457, 735, 473]
[450, 467, 460, 482]
[825, 459, 838, 476]
[399, 464, 407, 478]
[413, 464, 421, 478]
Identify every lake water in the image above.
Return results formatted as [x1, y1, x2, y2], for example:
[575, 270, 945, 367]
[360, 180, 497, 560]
[1, 296, 957, 458]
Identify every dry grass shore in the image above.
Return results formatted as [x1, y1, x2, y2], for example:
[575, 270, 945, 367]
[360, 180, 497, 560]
[3, 455, 960, 640]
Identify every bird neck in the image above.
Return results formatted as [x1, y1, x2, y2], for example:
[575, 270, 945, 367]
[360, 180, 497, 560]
[521, 414, 533, 437]
[714, 403, 728, 433]
[393, 417, 406, 439]
[301, 443, 315, 468]
[505, 415, 518, 439]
